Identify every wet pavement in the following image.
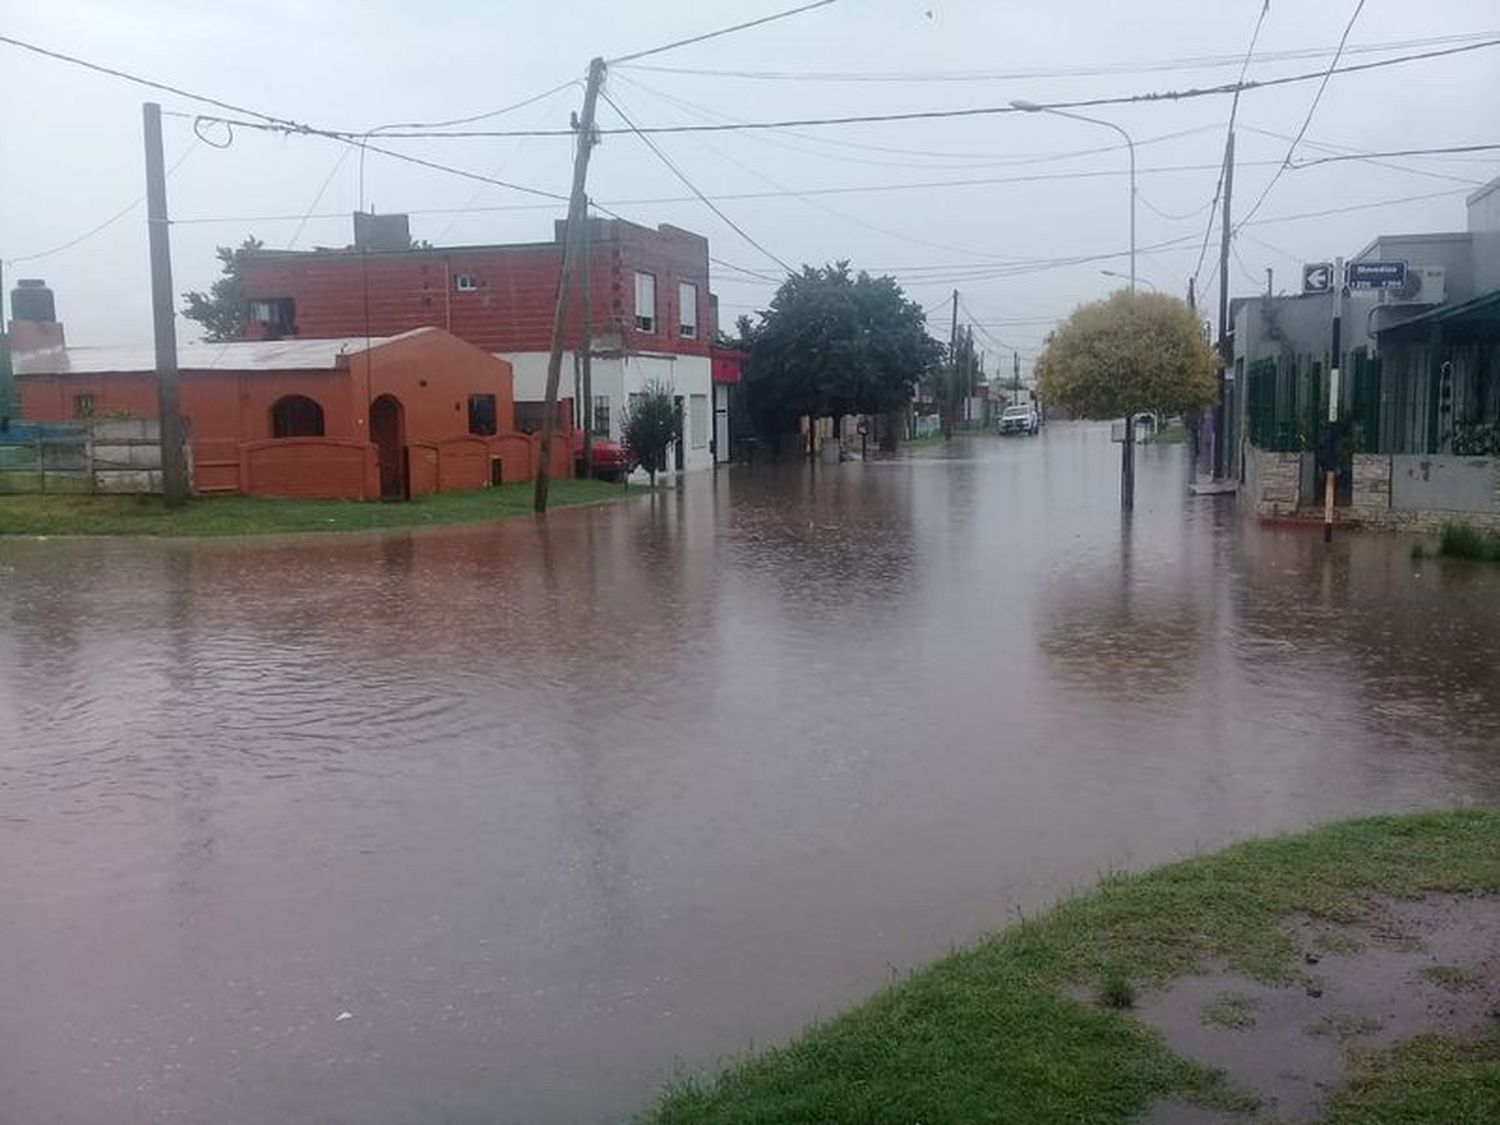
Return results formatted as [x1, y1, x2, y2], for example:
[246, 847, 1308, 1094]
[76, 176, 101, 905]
[1, 422, 1497, 1124]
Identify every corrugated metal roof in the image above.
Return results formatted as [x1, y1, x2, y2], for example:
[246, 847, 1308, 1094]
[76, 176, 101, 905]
[14, 327, 436, 376]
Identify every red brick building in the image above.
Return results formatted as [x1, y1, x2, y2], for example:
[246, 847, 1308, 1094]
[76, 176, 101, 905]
[240, 214, 725, 471]
[14, 323, 567, 500]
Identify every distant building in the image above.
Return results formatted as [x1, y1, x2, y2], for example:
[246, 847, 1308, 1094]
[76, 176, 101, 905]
[10, 282, 560, 499]
[239, 214, 721, 473]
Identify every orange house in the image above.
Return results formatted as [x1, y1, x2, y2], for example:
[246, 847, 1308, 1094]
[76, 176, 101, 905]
[15, 327, 571, 499]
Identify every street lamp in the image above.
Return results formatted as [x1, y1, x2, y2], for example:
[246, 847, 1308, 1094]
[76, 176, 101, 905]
[1101, 270, 1155, 292]
[1010, 100, 1136, 294]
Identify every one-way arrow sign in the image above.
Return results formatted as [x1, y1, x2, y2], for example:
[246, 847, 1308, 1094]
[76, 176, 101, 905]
[1303, 262, 1333, 293]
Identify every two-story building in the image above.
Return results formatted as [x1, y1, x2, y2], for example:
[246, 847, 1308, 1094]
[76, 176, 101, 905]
[240, 213, 723, 473]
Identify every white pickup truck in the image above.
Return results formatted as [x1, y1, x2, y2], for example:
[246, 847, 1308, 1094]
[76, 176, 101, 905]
[998, 404, 1039, 436]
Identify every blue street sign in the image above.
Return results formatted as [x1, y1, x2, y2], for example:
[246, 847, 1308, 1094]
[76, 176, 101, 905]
[1346, 260, 1408, 290]
[1302, 262, 1333, 293]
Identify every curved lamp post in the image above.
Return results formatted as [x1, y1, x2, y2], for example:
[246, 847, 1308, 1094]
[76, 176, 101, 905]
[1102, 269, 1155, 293]
[1011, 100, 1136, 294]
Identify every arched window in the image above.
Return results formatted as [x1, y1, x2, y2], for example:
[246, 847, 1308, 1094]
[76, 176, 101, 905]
[271, 395, 325, 438]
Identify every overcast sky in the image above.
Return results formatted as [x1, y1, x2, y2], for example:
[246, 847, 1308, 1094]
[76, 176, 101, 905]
[3, 0, 1498, 373]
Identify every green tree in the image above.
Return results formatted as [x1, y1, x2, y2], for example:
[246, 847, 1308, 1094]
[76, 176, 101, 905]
[181, 236, 263, 342]
[1036, 290, 1217, 509]
[744, 263, 941, 442]
[621, 380, 681, 487]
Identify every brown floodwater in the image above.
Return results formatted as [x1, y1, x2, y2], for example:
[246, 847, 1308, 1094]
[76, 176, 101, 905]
[2, 423, 1497, 1124]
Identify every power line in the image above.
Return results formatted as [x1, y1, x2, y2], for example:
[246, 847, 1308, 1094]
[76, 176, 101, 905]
[1192, 0, 1271, 292]
[607, 0, 838, 66]
[1288, 142, 1500, 168]
[4, 141, 200, 265]
[615, 69, 1222, 170]
[1235, 0, 1368, 230]
[615, 30, 1500, 82]
[600, 90, 794, 273]
[613, 73, 1018, 262]
[182, 38, 1500, 140]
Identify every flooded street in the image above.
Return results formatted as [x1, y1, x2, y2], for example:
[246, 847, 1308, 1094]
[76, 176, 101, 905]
[2, 422, 1498, 1125]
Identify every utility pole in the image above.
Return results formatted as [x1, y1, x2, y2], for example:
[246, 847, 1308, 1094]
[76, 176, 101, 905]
[1213, 129, 1235, 480]
[535, 57, 606, 513]
[1187, 276, 1196, 312]
[945, 288, 958, 439]
[0, 260, 12, 422]
[1323, 256, 1345, 544]
[580, 198, 594, 479]
[1265, 267, 1273, 299]
[143, 102, 189, 507]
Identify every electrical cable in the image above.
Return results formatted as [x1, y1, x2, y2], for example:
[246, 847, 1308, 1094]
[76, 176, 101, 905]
[600, 90, 794, 273]
[174, 38, 1500, 140]
[615, 30, 1500, 83]
[4, 141, 200, 265]
[1192, 0, 1271, 293]
[1235, 0, 1368, 230]
[1289, 143, 1500, 168]
[606, 0, 838, 65]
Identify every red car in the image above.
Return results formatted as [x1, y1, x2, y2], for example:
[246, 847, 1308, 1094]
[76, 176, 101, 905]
[573, 430, 632, 480]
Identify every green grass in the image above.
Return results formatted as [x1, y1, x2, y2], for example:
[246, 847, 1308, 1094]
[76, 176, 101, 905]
[642, 809, 1500, 1125]
[0, 480, 639, 538]
[1436, 521, 1500, 563]
[1154, 420, 1190, 444]
[1202, 991, 1259, 1031]
[1420, 965, 1486, 993]
[1322, 1034, 1500, 1124]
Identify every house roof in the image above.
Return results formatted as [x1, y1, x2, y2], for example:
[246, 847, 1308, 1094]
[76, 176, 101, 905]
[13, 328, 436, 376]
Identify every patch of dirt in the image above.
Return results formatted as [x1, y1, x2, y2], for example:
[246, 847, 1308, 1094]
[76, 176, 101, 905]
[1137, 894, 1500, 1123]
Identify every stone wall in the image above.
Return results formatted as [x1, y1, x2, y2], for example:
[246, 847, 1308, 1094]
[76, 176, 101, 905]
[1347, 453, 1500, 534]
[1243, 443, 1303, 518]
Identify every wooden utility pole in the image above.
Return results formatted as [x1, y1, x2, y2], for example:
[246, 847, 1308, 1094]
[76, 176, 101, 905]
[143, 102, 189, 506]
[535, 58, 606, 513]
[580, 197, 594, 479]
[1213, 129, 1235, 480]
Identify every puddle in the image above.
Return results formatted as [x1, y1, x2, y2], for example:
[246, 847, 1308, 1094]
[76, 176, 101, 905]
[1138, 895, 1500, 1122]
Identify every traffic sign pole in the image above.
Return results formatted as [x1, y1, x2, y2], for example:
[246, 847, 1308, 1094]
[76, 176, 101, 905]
[1323, 256, 1344, 544]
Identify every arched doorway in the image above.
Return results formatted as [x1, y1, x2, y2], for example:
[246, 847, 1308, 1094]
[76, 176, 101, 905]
[369, 394, 406, 499]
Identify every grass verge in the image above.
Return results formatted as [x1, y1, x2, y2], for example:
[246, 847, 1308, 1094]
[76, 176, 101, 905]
[1322, 1033, 1500, 1123]
[0, 480, 637, 538]
[1437, 521, 1500, 563]
[642, 809, 1500, 1125]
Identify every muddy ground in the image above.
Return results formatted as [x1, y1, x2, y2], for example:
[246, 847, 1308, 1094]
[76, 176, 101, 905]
[1140, 895, 1500, 1123]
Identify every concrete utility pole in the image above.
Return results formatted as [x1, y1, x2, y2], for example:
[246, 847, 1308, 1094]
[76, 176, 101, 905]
[580, 198, 594, 480]
[0, 260, 13, 422]
[535, 57, 606, 513]
[143, 102, 189, 507]
[1214, 129, 1235, 480]
[945, 288, 959, 438]
[1323, 256, 1345, 544]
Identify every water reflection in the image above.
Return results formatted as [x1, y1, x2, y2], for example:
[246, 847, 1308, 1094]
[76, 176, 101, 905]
[1, 425, 1497, 1124]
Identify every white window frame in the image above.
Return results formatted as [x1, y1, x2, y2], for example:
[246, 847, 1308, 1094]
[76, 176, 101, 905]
[634, 271, 656, 333]
[678, 281, 698, 339]
[690, 393, 708, 449]
[455, 273, 478, 292]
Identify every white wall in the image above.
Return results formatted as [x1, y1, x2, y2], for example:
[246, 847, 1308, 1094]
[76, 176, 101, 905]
[501, 349, 714, 473]
[620, 353, 714, 474]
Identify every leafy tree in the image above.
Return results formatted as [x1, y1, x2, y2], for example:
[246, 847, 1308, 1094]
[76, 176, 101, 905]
[1036, 290, 1217, 508]
[621, 380, 681, 486]
[181, 236, 263, 342]
[1036, 291, 1216, 421]
[744, 263, 941, 440]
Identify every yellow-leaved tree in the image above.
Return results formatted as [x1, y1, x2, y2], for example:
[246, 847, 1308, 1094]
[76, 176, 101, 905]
[1036, 290, 1218, 509]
